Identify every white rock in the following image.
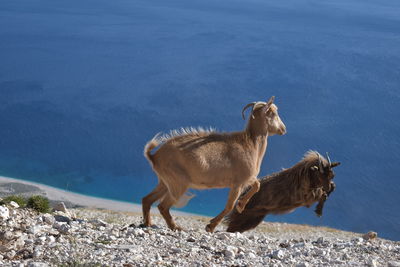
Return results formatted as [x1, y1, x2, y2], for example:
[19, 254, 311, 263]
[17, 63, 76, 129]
[14, 237, 26, 249]
[2, 231, 14, 240]
[0, 206, 10, 220]
[133, 228, 146, 237]
[53, 222, 70, 234]
[352, 237, 364, 244]
[315, 248, 327, 256]
[248, 252, 257, 259]
[223, 248, 236, 258]
[9, 201, 19, 208]
[271, 249, 285, 260]
[38, 236, 47, 243]
[293, 242, 306, 248]
[342, 253, 351, 260]
[388, 261, 400, 267]
[42, 214, 56, 225]
[5, 250, 16, 260]
[216, 232, 230, 240]
[53, 202, 68, 213]
[89, 218, 107, 227]
[33, 247, 42, 258]
[28, 225, 42, 235]
[28, 262, 49, 267]
[25, 239, 34, 245]
[171, 247, 182, 253]
[367, 259, 378, 267]
[295, 263, 309, 267]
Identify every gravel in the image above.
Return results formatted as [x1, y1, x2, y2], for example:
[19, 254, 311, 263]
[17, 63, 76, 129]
[0, 202, 399, 266]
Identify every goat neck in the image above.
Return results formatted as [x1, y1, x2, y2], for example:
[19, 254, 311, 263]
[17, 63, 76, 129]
[244, 113, 269, 167]
[245, 109, 269, 140]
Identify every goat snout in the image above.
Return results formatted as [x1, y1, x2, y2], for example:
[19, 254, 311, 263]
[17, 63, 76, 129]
[279, 126, 287, 135]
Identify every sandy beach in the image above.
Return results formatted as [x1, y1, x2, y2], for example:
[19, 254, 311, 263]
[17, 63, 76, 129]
[0, 176, 187, 215]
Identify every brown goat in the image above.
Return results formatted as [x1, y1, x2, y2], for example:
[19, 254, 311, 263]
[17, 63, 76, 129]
[225, 151, 340, 233]
[142, 96, 286, 232]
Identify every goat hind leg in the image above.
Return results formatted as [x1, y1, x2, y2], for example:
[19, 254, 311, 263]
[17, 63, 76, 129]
[142, 182, 167, 227]
[205, 187, 241, 233]
[157, 193, 183, 231]
[236, 179, 260, 213]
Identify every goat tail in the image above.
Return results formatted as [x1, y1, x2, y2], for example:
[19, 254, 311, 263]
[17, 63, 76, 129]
[225, 209, 267, 233]
[144, 132, 162, 168]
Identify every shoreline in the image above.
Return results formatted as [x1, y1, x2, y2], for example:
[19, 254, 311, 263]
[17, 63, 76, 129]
[1, 175, 397, 242]
[0, 176, 189, 216]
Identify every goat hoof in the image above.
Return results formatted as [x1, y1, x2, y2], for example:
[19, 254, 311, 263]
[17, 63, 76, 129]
[172, 226, 183, 231]
[205, 224, 215, 233]
[139, 223, 152, 228]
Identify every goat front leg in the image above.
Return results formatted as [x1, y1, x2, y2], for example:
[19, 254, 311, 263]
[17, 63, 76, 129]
[236, 179, 260, 213]
[315, 181, 336, 217]
[205, 187, 241, 233]
[314, 193, 328, 217]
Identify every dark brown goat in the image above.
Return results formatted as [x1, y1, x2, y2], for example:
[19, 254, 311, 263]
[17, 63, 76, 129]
[225, 151, 340, 233]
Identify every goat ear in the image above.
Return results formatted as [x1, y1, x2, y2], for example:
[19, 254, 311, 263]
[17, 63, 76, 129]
[310, 166, 319, 171]
[330, 162, 341, 168]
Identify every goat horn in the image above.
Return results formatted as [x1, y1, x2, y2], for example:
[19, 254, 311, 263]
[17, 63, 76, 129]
[266, 96, 275, 106]
[242, 102, 256, 120]
[326, 152, 332, 167]
[318, 153, 324, 174]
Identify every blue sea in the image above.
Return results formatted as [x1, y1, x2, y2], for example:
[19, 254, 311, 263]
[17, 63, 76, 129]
[1, 0, 399, 240]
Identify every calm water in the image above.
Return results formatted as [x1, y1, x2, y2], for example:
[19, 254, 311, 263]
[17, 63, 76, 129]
[1, 0, 399, 240]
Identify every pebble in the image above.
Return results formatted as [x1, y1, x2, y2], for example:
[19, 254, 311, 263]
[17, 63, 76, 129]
[223, 247, 236, 258]
[53, 222, 70, 234]
[272, 249, 285, 260]
[54, 214, 71, 223]
[248, 252, 257, 259]
[89, 218, 108, 227]
[368, 259, 378, 267]
[28, 262, 49, 267]
[0, 205, 10, 220]
[42, 214, 55, 225]
[5, 250, 16, 260]
[8, 201, 19, 209]
[187, 236, 196, 242]
[171, 247, 182, 253]
[0, 205, 398, 267]
[53, 202, 68, 213]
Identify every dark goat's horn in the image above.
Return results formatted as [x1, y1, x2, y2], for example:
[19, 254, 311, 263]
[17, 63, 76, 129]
[242, 102, 256, 120]
[318, 153, 324, 174]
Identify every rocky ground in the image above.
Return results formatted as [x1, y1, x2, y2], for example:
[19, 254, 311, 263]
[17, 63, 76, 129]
[1, 201, 399, 267]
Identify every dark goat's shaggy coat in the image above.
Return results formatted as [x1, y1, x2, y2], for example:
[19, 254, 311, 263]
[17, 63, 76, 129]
[225, 151, 340, 233]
